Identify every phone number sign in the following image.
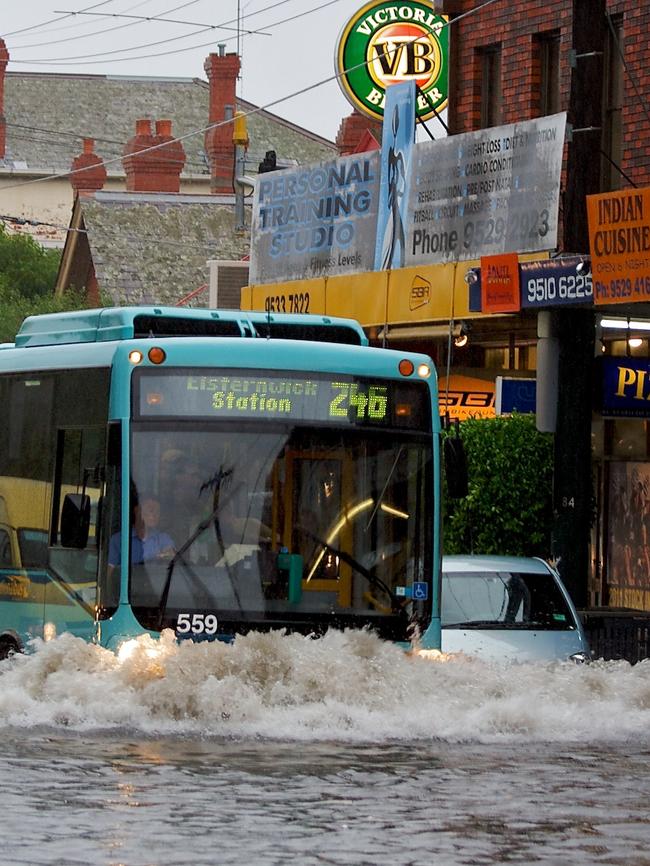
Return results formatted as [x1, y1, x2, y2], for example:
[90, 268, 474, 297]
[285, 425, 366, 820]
[520, 257, 593, 308]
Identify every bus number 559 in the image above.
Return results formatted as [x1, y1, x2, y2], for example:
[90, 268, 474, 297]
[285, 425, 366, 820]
[176, 613, 219, 635]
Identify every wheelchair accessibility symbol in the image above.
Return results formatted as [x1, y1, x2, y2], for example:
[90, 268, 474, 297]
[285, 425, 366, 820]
[412, 581, 428, 601]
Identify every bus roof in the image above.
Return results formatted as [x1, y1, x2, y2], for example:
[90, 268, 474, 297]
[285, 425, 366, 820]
[14, 307, 368, 348]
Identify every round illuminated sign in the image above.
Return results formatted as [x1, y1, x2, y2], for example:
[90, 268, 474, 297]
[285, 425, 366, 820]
[335, 0, 449, 123]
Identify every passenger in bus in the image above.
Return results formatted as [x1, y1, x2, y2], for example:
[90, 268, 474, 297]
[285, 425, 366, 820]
[108, 496, 175, 569]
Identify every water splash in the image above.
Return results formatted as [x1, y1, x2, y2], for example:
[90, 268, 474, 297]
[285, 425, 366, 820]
[1, 629, 650, 742]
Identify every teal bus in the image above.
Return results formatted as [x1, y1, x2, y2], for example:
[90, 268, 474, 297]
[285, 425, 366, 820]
[0, 306, 444, 657]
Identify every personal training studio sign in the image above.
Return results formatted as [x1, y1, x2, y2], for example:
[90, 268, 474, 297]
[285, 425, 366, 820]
[249, 113, 567, 285]
[248, 152, 380, 285]
[335, 0, 449, 123]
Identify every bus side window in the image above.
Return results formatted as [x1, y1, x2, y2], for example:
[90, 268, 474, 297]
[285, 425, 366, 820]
[50, 427, 106, 595]
[0, 528, 12, 567]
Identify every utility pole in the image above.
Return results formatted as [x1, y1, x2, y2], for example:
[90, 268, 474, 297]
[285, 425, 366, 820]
[551, 0, 606, 607]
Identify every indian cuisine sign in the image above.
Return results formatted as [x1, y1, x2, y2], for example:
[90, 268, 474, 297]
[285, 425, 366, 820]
[587, 186, 650, 305]
[335, 0, 449, 123]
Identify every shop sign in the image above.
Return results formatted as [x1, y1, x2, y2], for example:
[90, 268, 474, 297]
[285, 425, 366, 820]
[587, 186, 650, 305]
[481, 252, 520, 313]
[520, 257, 593, 308]
[495, 377, 536, 415]
[600, 356, 650, 418]
[438, 375, 495, 420]
[335, 0, 449, 123]
[249, 152, 380, 285]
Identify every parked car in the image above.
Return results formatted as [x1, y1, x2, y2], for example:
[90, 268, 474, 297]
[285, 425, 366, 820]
[441, 555, 590, 663]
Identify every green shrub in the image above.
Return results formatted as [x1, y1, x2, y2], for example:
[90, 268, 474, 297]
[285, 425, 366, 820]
[442, 413, 554, 557]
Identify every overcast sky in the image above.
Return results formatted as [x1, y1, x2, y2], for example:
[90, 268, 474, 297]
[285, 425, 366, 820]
[0, 0, 388, 143]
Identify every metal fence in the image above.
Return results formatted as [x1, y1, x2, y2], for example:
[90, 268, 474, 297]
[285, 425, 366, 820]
[580, 611, 650, 664]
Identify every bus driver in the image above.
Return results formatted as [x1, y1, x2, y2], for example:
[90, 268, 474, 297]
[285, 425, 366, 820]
[108, 496, 175, 570]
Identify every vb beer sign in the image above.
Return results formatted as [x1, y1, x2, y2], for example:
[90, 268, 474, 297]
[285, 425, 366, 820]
[335, 0, 449, 123]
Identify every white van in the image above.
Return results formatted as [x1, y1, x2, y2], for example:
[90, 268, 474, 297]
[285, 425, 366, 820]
[441, 555, 590, 663]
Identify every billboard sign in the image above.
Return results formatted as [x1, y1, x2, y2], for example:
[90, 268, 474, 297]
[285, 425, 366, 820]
[438, 375, 495, 420]
[335, 0, 449, 123]
[407, 113, 566, 265]
[249, 152, 380, 285]
[587, 186, 650, 305]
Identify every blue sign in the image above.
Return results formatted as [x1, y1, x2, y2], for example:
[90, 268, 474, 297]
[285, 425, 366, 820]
[375, 81, 415, 271]
[495, 377, 536, 415]
[520, 257, 593, 308]
[600, 356, 650, 418]
[412, 581, 429, 601]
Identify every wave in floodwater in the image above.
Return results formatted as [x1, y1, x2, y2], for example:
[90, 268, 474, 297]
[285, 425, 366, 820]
[1, 629, 650, 742]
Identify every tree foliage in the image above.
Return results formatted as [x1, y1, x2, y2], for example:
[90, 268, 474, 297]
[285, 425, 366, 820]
[443, 414, 554, 557]
[0, 225, 89, 343]
[0, 226, 61, 299]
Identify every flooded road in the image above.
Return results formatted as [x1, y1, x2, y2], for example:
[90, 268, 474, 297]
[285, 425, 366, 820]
[2, 630, 650, 865]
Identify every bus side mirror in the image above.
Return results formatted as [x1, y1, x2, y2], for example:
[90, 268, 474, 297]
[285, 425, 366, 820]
[444, 436, 468, 499]
[61, 493, 91, 548]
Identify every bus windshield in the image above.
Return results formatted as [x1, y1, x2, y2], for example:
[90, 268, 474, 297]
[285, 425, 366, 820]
[125, 370, 433, 642]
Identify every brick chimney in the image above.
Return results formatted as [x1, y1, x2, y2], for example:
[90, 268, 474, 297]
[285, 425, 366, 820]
[204, 47, 240, 194]
[70, 138, 107, 194]
[336, 110, 382, 156]
[0, 39, 9, 160]
[122, 118, 186, 192]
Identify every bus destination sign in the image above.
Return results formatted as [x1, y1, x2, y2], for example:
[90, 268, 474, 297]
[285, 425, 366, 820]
[135, 370, 429, 430]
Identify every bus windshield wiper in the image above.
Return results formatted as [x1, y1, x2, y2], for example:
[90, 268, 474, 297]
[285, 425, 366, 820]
[296, 525, 405, 614]
[157, 479, 241, 630]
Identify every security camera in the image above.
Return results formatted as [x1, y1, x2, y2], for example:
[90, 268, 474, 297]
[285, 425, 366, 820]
[576, 259, 591, 276]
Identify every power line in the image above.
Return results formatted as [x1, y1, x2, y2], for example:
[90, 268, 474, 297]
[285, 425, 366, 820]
[0, 212, 246, 252]
[6, 120, 211, 164]
[10, 1, 267, 53]
[7, 0, 297, 58]
[7, 0, 345, 65]
[53, 9, 271, 37]
[1, 0, 120, 39]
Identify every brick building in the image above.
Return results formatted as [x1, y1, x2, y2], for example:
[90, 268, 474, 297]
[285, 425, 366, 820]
[435, 0, 650, 613]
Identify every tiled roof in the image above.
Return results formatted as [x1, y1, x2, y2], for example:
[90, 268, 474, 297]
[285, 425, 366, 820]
[2, 72, 336, 175]
[72, 190, 250, 305]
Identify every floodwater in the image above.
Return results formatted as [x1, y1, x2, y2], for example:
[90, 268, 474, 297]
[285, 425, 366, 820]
[3, 630, 650, 866]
